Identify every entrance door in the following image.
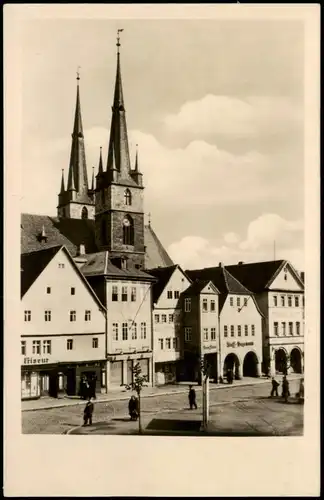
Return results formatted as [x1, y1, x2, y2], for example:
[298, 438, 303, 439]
[48, 372, 59, 398]
[127, 360, 133, 384]
[66, 368, 76, 395]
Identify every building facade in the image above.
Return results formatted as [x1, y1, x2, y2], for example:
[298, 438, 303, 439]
[21, 246, 106, 399]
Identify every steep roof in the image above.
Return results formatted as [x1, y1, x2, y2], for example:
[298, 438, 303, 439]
[225, 260, 291, 293]
[183, 279, 219, 296]
[147, 265, 178, 303]
[21, 214, 173, 269]
[186, 266, 251, 295]
[81, 251, 156, 281]
[21, 245, 61, 297]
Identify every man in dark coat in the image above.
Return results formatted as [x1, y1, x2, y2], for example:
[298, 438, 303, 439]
[128, 395, 139, 420]
[227, 369, 234, 385]
[270, 377, 280, 397]
[188, 385, 198, 409]
[282, 375, 290, 403]
[83, 397, 94, 426]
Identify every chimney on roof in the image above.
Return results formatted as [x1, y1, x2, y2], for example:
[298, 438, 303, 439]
[300, 271, 305, 282]
[78, 244, 86, 256]
[219, 262, 223, 267]
[238, 261, 244, 265]
[38, 225, 48, 243]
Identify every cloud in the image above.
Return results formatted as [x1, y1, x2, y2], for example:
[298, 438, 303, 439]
[168, 213, 304, 272]
[163, 94, 303, 139]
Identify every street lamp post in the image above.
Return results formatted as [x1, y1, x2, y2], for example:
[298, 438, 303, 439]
[201, 357, 210, 432]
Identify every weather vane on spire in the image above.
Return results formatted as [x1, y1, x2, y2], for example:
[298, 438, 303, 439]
[117, 28, 124, 51]
[76, 66, 81, 81]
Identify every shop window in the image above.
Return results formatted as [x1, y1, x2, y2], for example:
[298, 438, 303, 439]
[43, 340, 51, 354]
[24, 310, 31, 322]
[70, 310, 76, 322]
[71, 287, 75, 295]
[238, 325, 242, 337]
[224, 325, 228, 337]
[274, 322, 279, 336]
[202, 299, 208, 312]
[132, 323, 137, 340]
[67, 339, 73, 350]
[167, 291, 173, 299]
[161, 314, 167, 323]
[166, 338, 171, 349]
[21, 340, 26, 355]
[251, 325, 255, 336]
[184, 327, 192, 342]
[44, 310, 51, 322]
[174, 291, 180, 299]
[32, 340, 41, 354]
[140, 322, 147, 339]
[112, 285, 118, 301]
[295, 296, 299, 307]
[92, 338, 99, 348]
[211, 327, 216, 340]
[122, 323, 128, 341]
[244, 325, 248, 336]
[184, 298, 191, 312]
[169, 314, 174, 323]
[46, 287, 51, 294]
[210, 300, 216, 312]
[203, 328, 208, 341]
[296, 322, 300, 335]
[112, 323, 118, 341]
[155, 314, 160, 323]
[159, 338, 163, 349]
[131, 287, 136, 302]
[85, 310, 91, 321]
[122, 286, 128, 302]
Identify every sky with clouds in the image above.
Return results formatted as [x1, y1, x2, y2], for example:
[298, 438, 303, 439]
[20, 18, 305, 271]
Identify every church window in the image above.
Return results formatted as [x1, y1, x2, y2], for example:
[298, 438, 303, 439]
[81, 206, 88, 219]
[122, 215, 134, 246]
[124, 189, 132, 206]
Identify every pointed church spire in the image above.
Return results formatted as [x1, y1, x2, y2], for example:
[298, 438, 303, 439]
[134, 144, 139, 171]
[107, 29, 131, 177]
[67, 69, 90, 198]
[98, 146, 103, 174]
[60, 169, 65, 193]
[91, 167, 95, 191]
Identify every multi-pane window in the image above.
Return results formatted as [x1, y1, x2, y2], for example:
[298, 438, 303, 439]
[296, 322, 301, 335]
[159, 338, 163, 349]
[43, 340, 51, 354]
[154, 314, 160, 323]
[92, 338, 98, 348]
[169, 314, 174, 323]
[32, 340, 41, 354]
[244, 298, 248, 307]
[295, 296, 299, 307]
[132, 323, 137, 340]
[274, 322, 279, 336]
[289, 322, 293, 335]
[45, 310, 51, 322]
[281, 295, 285, 307]
[237, 297, 240, 308]
[282, 322, 286, 336]
[211, 328, 216, 340]
[167, 291, 173, 299]
[273, 296, 278, 307]
[67, 339, 73, 350]
[21, 341, 26, 355]
[70, 310, 76, 322]
[210, 300, 216, 312]
[184, 298, 191, 312]
[24, 310, 31, 322]
[174, 291, 180, 299]
[230, 325, 234, 337]
[112, 286, 118, 301]
[122, 286, 128, 302]
[173, 338, 178, 349]
[238, 325, 242, 337]
[224, 325, 228, 337]
[251, 325, 255, 336]
[203, 328, 208, 341]
[71, 287, 75, 295]
[131, 287, 136, 302]
[202, 299, 208, 312]
[184, 327, 192, 342]
[140, 322, 147, 339]
[166, 338, 171, 349]
[122, 323, 128, 341]
[58, 263, 65, 269]
[46, 287, 51, 294]
[288, 296, 292, 307]
[112, 323, 118, 341]
[161, 314, 167, 323]
[244, 325, 248, 336]
[85, 310, 91, 321]
[230, 297, 234, 306]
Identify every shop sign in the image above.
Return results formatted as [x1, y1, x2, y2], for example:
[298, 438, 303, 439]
[23, 357, 49, 365]
[226, 341, 254, 348]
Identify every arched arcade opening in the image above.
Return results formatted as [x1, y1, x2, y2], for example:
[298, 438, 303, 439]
[243, 351, 259, 377]
[275, 348, 287, 374]
[224, 353, 241, 380]
[290, 348, 302, 374]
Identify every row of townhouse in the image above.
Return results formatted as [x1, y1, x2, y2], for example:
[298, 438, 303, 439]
[20, 244, 304, 399]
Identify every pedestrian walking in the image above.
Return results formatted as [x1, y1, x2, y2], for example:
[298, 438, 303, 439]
[282, 375, 290, 403]
[83, 397, 94, 426]
[270, 376, 280, 397]
[188, 385, 198, 409]
[128, 395, 139, 421]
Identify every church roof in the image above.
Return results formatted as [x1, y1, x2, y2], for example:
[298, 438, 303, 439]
[21, 214, 173, 270]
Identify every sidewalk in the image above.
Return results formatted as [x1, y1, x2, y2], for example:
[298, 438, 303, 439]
[22, 373, 302, 412]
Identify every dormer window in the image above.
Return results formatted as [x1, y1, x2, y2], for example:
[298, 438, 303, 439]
[124, 189, 132, 206]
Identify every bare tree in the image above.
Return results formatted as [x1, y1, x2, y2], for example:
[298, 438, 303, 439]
[125, 362, 148, 434]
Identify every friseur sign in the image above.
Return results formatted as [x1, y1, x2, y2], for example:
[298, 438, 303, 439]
[23, 357, 49, 365]
[226, 341, 254, 348]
